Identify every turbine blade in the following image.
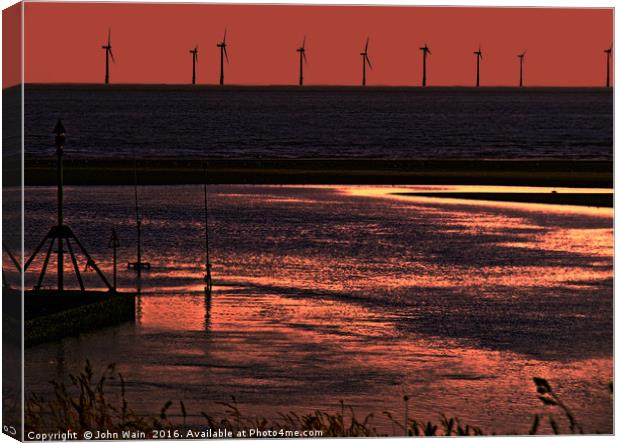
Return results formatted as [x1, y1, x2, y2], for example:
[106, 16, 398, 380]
[224, 46, 229, 63]
[303, 51, 307, 63]
[302, 35, 306, 49]
[366, 54, 372, 70]
[109, 49, 116, 63]
[223, 28, 227, 43]
[364, 37, 369, 53]
[108, 28, 111, 46]
[428, 47, 432, 55]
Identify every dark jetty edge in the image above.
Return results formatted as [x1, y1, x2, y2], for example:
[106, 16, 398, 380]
[3, 288, 136, 347]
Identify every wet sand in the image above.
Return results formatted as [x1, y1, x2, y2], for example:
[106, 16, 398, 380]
[20, 185, 613, 435]
[23, 157, 612, 189]
[25, 289, 613, 435]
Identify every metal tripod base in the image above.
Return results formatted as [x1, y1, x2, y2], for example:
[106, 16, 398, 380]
[2, 243, 21, 289]
[24, 225, 113, 292]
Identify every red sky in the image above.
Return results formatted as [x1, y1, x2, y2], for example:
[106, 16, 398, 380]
[19, 3, 614, 86]
[3, 2, 21, 88]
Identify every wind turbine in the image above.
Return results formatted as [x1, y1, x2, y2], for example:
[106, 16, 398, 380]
[297, 36, 307, 86]
[419, 43, 431, 87]
[517, 50, 527, 87]
[217, 29, 229, 86]
[604, 44, 612, 88]
[190, 45, 198, 85]
[102, 28, 115, 85]
[473, 46, 483, 87]
[360, 37, 372, 86]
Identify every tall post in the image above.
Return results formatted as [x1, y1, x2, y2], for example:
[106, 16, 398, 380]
[54, 120, 66, 292]
[133, 154, 142, 279]
[299, 52, 304, 86]
[27, 120, 114, 293]
[109, 229, 119, 291]
[219, 47, 224, 86]
[476, 56, 480, 87]
[519, 58, 523, 88]
[136, 220, 142, 279]
[113, 236, 117, 290]
[203, 164, 212, 295]
[127, 148, 150, 276]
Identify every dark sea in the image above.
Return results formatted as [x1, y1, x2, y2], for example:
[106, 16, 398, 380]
[23, 85, 612, 160]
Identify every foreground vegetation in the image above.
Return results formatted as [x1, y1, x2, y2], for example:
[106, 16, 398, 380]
[26, 361, 612, 437]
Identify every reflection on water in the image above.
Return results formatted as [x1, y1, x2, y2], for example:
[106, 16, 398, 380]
[19, 185, 612, 434]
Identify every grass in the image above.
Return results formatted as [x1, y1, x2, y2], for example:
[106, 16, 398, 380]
[26, 362, 165, 433]
[25, 360, 612, 437]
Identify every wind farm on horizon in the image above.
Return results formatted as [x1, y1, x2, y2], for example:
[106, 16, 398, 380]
[88, 27, 612, 89]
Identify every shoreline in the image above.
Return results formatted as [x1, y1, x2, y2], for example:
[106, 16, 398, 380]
[394, 192, 613, 208]
[21, 158, 612, 188]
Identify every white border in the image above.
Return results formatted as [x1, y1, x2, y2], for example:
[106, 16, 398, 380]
[0, 1, 616, 443]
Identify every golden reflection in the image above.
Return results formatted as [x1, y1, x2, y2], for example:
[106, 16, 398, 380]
[218, 193, 315, 205]
[139, 293, 210, 331]
[134, 290, 612, 434]
[344, 184, 613, 195]
[498, 228, 613, 258]
[21, 185, 613, 297]
[343, 185, 613, 217]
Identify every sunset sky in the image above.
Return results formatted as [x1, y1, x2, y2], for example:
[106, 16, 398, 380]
[13, 3, 614, 86]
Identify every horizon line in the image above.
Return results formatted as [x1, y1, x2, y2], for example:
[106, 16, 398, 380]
[8, 82, 614, 90]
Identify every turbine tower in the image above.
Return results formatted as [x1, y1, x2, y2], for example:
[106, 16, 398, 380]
[419, 43, 431, 87]
[217, 29, 229, 86]
[517, 50, 527, 87]
[102, 28, 115, 85]
[360, 37, 372, 86]
[190, 45, 198, 85]
[604, 44, 612, 88]
[474, 46, 483, 87]
[297, 36, 307, 86]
